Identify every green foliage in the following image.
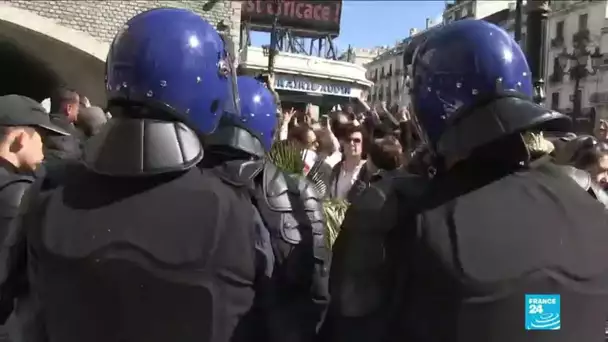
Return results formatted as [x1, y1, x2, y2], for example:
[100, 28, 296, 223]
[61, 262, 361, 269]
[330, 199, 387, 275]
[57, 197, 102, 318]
[323, 198, 349, 248]
[267, 139, 350, 249]
[268, 140, 305, 175]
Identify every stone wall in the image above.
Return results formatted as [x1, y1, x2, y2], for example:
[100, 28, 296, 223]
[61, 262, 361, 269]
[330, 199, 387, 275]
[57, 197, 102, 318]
[5, 0, 241, 46]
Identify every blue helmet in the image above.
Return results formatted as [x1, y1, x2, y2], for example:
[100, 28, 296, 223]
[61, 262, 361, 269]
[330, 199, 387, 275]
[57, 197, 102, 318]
[409, 19, 570, 157]
[105, 8, 239, 135]
[206, 76, 277, 156]
[235, 76, 277, 151]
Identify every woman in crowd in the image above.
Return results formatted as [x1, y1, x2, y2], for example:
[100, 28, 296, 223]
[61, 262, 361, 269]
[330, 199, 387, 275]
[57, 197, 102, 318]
[569, 136, 608, 188]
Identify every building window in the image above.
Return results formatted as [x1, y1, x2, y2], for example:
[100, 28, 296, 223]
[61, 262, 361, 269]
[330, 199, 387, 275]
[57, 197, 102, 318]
[388, 64, 393, 76]
[551, 92, 560, 110]
[556, 21, 564, 38]
[381, 66, 385, 78]
[579, 13, 588, 31]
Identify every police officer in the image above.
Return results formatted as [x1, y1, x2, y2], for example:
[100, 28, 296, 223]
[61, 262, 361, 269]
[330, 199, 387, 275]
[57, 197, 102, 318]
[325, 20, 608, 342]
[0, 9, 266, 342]
[0, 95, 69, 342]
[0, 95, 68, 239]
[204, 75, 329, 342]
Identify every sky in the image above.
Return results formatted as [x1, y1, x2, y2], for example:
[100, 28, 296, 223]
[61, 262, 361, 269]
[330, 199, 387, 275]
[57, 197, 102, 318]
[250, 1, 446, 53]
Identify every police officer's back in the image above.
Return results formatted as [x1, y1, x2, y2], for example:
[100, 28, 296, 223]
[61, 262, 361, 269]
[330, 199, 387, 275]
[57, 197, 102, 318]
[2, 9, 262, 342]
[204, 76, 330, 342]
[325, 20, 608, 342]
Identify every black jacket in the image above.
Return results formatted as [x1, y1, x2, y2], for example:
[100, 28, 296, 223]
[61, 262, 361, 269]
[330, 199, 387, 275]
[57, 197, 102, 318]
[0, 159, 36, 342]
[0, 159, 35, 244]
[325, 158, 608, 342]
[43, 114, 83, 163]
[0, 162, 262, 342]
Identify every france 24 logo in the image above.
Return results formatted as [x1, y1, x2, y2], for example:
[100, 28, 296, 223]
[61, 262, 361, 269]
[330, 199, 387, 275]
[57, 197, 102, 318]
[525, 294, 561, 330]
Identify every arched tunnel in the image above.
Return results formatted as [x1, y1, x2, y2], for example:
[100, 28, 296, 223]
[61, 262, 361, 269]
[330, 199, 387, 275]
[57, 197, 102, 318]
[0, 41, 59, 102]
[0, 19, 106, 106]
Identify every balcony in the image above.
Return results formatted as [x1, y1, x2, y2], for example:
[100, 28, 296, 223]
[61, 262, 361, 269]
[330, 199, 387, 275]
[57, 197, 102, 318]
[551, 36, 564, 49]
[395, 69, 403, 76]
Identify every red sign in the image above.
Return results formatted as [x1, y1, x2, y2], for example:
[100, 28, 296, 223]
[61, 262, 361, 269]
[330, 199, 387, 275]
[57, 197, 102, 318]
[241, 0, 342, 38]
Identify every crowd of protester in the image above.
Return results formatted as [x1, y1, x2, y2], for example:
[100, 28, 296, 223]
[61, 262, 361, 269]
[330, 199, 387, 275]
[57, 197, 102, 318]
[272, 95, 608, 204]
[274, 99, 417, 202]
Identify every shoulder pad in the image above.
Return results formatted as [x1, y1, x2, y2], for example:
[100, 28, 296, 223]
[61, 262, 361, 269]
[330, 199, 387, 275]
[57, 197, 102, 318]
[212, 159, 264, 187]
[559, 165, 592, 191]
[295, 176, 324, 213]
[263, 162, 300, 212]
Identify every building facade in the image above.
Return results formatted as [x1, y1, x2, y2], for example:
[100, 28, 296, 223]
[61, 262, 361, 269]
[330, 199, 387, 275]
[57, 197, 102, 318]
[365, 41, 408, 107]
[365, 26, 441, 108]
[0, 1, 242, 104]
[337, 46, 387, 67]
[443, 0, 512, 23]
[545, 0, 608, 129]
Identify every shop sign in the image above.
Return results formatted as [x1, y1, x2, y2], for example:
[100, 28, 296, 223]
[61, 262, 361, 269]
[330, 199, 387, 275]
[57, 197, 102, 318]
[274, 76, 352, 97]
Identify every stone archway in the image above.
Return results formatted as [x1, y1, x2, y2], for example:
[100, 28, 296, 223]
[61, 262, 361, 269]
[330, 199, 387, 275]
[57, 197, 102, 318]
[0, 41, 58, 102]
[0, 5, 110, 105]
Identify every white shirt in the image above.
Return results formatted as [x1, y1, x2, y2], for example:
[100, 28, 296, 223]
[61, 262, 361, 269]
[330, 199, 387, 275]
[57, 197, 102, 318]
[302, 149, 318, 175]
[333, 160, 366, 200]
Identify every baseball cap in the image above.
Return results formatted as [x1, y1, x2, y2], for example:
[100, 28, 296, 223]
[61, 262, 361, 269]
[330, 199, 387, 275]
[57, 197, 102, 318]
[0, 95, 69, 135]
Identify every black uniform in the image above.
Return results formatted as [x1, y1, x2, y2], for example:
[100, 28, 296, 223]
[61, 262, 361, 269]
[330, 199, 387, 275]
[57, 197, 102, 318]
[0, 159, 35, 342]
[0, 94, 70, 342]
[0, 159, 35, 243]
[205, 153, 330, 342]
[326, 152, 608, 342]
[0, 118, 264, 342]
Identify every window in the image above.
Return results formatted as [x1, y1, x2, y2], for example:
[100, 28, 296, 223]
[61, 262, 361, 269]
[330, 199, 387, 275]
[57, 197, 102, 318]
[579, 14, 588, 31]
[551, 92, 560, 110]
[388, 64, 393, 75]
[381, 66, 385, 77]
[556, 21, 564, 38]
[374, 69, 378, 79]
